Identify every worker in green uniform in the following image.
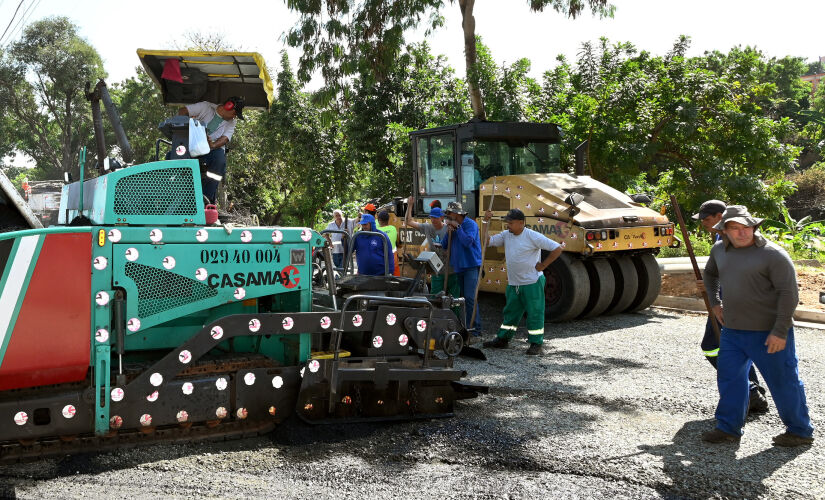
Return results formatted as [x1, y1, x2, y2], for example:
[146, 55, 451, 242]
[482, 208, 562, 355]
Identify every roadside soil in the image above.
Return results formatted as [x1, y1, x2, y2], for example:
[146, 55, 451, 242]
[661, 266, 825, 312]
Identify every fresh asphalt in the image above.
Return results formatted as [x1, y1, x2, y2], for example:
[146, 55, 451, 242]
[1, 296, 822, 499]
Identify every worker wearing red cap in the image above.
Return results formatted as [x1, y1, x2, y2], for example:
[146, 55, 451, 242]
[177, 96, 245, 204]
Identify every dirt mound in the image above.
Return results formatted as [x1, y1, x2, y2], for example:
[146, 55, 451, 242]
[661, 267, 825, 312]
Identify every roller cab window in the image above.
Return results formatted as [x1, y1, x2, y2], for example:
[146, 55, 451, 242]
[415, 133, 456, 212]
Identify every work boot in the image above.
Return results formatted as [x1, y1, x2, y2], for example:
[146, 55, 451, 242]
[701, 428, 741, 444]
[772, 432, 814, 447]
[526, 343, 543, 356]
[482, 337, 509, 349]
[748, 389, 769, 414]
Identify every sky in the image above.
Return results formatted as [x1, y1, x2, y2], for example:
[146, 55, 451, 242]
[1, 0, 823, 85]
[1, 0, 824, 167]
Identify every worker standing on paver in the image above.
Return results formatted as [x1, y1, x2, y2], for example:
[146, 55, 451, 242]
[694, 200, 768, 413]
[481, 208, 562, 355]
[701, 205, 814, 447]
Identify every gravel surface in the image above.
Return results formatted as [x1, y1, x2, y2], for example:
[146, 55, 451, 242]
[1, 294, 822, 499]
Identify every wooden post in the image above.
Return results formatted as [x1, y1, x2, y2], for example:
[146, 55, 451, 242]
[469, 177, 496, 331]
[670, 195, 720, 341]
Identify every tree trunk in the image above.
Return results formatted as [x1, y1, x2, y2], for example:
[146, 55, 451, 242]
[61, 94, 74, 178]
[458, 0, 485, 120]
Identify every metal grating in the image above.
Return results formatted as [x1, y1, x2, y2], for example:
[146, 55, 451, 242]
[113, 167, 198, 215]
[125, 262, 217, 318]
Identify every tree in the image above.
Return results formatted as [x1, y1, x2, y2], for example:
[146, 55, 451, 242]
[285, 0, 613, 119]
[229, 53, 351, 226]
[472, 38, 541, 122]
[0, 17, 105, 179]
[109, 70, 172, 164]
[535, 36, 801, 217]
[345, 42, 471, 197]
[177, 31, 239, 52]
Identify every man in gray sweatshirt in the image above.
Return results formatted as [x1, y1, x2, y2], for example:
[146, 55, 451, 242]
[701, 206, 813, 447]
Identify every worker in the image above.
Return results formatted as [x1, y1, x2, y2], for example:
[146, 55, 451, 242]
[352, 214, 394, 276]
[701, 205, 813, 447]
[693, 200, 768, 413]
[444, 201, 482, 333]
[376, 211, 401, 276]
[178, 96, 245, 204]
[362, 203, 377, 217]
[325, 209, 358, 268]
[405, 196, 459, 296]
[482, 208, 562, 355]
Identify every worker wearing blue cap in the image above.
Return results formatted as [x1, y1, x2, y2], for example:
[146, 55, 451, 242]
[352, 213, 395, 276]
[405, 197, 458, 295]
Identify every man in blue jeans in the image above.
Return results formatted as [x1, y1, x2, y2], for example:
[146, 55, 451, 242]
[444, 201, 482, 334]
[702, 205, 813, 447]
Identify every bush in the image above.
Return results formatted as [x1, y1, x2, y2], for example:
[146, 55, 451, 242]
[658, 231, 715, 258]
[786, 162, 825, 221]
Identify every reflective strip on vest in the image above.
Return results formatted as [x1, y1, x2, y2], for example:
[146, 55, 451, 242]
[205, 171, 223, 181]
[704, 348, 719, 357]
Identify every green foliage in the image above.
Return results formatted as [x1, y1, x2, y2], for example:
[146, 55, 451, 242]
[762, 206, 825, 260]
[658, 231, 714, 258]
[473, 39, 542, 122]
[285, 0, 445, 101]
[786, 162, 825, 220]
[345, 42, 471, 198]
[227, 53, 353, 227]
[805, 60, 824, 76]
[285, 0, 613, 118]
[0, 16, 105, 180]
[535, 37, 802, 219]
[109, 70, 172, 163]
[0, 16, 820, 235]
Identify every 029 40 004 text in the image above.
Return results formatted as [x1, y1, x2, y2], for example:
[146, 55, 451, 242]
[200, 248, 281, 265]
[207, 266, 300, 289]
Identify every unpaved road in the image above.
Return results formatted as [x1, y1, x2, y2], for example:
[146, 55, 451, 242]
[1, 296, 822, 499]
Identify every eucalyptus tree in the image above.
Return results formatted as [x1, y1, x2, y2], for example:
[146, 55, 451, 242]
[285, 0, 613, 118]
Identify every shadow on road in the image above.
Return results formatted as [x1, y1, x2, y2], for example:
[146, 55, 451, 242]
[640, 419, 808, 498]
[479, 292, 682, 341]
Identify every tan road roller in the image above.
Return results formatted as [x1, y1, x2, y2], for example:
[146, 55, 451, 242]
[384, 120, 680, 321]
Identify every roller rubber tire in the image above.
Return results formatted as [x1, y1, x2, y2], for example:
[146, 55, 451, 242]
[626, 253, 662, 313]
[603, 255, 639, 315]
[578, 258, 617, 318]
[544, 253, 591, 322]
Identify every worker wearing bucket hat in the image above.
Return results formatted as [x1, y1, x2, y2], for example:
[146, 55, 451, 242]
[701, 205, 813, 447]
[444, 201, 482, 333]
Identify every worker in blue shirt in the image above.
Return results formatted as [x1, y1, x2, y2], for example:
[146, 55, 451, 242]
[444, 201, 482, 333]
[352, 214, 394, 276]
